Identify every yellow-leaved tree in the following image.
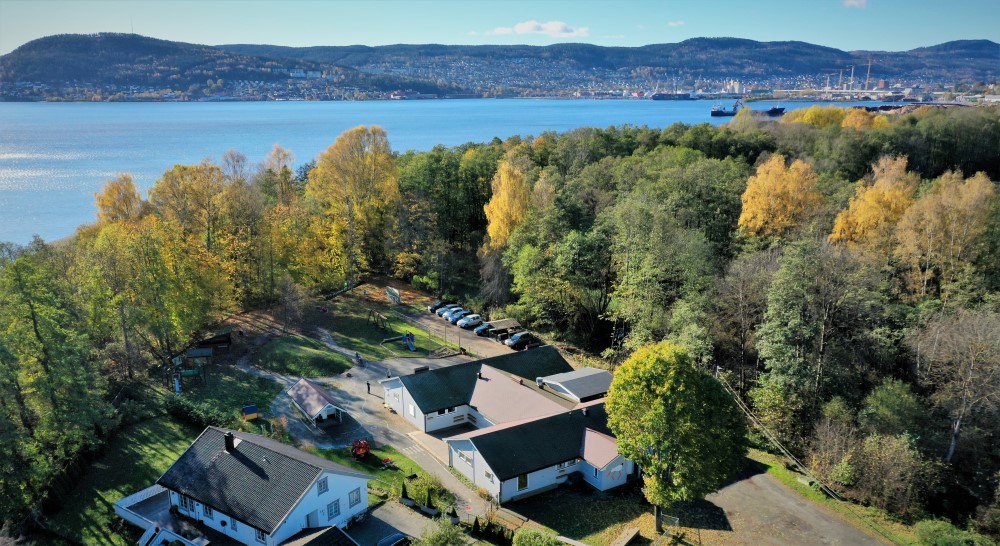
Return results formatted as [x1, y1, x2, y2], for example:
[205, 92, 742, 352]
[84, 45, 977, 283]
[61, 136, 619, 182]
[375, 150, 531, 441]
[829, 156, 919, 252]
[305, 126, 400, 285]
[894, 170, 997, 297]
[95, 173, 147, 224]
[841, 108, 874, 130]
[781, 105, 847, 128]
[738, 154, 821, 239]
[484, 144, 533, 251]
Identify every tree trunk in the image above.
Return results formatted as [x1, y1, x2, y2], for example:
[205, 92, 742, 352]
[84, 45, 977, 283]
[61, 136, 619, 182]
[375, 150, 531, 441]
[944, 414, 962, 464]
[654, 504, 663, 534]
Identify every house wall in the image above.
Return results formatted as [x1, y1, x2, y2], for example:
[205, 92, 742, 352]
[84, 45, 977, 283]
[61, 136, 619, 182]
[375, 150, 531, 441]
[447, 440, 501, 501]
[498, 464, 572, 503]
[168, 471, 369, 546]
[271, 472, 369, 544]
[424, 404, 483, 432]
[581, 456, 634, 491]
[170, 489, 262, 545]
[383, 380, 427, 431]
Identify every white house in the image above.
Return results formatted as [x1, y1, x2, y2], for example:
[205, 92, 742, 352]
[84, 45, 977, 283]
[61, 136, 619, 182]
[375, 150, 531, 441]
[445, 401, 635, 503]
[286, 378, 346, 425]
[379, 345, 584, 433]
[115, 427, 371, 546]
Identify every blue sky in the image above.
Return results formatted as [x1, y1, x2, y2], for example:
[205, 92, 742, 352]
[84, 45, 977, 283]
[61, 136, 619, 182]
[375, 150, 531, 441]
[1, 0, 997, 55]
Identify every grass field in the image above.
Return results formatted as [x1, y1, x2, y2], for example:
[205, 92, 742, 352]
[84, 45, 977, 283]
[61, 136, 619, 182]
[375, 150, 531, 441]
[257, 334, 353, 377]
[509, 483, 655, 546]
[314, 444, 456, 509]
[46, 418, 200, 546]
[307, 289, 456, 361]
[183, 364, 284, 418]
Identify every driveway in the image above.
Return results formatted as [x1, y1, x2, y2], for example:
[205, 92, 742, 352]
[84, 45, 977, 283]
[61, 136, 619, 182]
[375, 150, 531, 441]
[347, 502, 435, 546]
[703, 471, 888, 545]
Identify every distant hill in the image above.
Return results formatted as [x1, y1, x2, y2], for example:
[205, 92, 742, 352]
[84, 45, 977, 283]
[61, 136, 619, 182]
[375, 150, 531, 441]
[0, 33, 454, 94]
[1, 33, 996, 100]
[220, 37, 1000, 81]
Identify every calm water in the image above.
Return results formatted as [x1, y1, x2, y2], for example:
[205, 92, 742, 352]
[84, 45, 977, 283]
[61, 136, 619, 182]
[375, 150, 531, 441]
[0, 99, 879, 243]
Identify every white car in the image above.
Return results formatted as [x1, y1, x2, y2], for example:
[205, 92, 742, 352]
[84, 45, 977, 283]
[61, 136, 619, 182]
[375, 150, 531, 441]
[457, 314, 483, 329]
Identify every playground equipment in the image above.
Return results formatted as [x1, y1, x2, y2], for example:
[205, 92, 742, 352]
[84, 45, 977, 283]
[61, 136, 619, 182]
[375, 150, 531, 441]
[368, 309, 391, 330]
[386, 286, 401, 305]
[352, 439, 371, 459]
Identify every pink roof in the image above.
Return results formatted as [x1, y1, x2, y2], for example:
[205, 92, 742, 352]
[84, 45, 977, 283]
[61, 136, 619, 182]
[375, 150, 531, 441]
[581, 428, 619, 469]
[286, 378, 343, 418]
[467, 365, 569, 424]
[448, 398, 607, 441]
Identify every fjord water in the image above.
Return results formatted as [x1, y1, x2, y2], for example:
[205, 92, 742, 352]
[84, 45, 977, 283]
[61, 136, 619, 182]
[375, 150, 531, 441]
[0, 99, 877, 243]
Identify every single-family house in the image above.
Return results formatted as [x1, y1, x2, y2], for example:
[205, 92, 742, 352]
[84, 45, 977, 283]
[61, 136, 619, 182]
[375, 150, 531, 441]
[445, 401, 634, 503]
[287, 378, 346, 425]
[115, 427, 371, 546]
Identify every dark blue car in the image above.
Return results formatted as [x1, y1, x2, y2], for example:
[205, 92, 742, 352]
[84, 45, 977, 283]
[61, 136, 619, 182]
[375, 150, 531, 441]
[474, 322, 493, 336]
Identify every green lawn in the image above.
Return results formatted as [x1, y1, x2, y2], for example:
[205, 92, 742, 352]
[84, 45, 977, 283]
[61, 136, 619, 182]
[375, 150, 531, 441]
[313, 444, 456, 509]
[46, 418, 200, 546]
[257, 334, 353, 378]
[508, 484, 654, 546]
[183, 364, 284, 418]
[308, 290, 456, 361]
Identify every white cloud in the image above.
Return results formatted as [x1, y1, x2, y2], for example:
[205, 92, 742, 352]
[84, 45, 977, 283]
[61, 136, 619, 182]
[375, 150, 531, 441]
[667, 20, 686, 27]
[491, 20, 590, 38]
[843, 0, 867, 7]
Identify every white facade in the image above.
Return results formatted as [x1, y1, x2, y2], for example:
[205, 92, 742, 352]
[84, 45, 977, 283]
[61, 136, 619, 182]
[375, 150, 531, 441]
[383, 378, 495, 433]
[168, 470, 368, 546]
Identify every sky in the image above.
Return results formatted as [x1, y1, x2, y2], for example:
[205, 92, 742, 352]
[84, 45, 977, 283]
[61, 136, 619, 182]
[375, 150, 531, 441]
[1, 0, 998, 55]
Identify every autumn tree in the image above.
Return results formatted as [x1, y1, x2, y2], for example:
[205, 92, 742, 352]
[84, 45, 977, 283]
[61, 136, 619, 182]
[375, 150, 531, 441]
[910, 308, 1000, 463]
[148, 160, 226, 251]
[306, 126, 400, 284]
[829, 155, 919, 253]
[95, 173, 147, 224]
[781, 105, 848, 128]
[738, 154, 821, 239]
[607, 342, 747, 530]
[483, 144, 533, 251]
[894, 170, 996, 298]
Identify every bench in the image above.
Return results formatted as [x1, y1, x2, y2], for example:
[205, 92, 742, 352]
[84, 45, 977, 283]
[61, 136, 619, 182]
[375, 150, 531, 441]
[608, 527, 640, 546]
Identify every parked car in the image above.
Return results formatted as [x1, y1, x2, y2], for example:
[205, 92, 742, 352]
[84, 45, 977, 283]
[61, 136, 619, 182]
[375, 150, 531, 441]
[442, 307, 468, 322]
[457, 314, 483, 329]
[427, 300, 454, 313]
[436, 303, 462, 317]
[376, 533, 411, 546]
[494, 327, 523, 343]
[449, 310, 472, 324]
[474, 322, 493, 336]
[505, 331, 541, 351]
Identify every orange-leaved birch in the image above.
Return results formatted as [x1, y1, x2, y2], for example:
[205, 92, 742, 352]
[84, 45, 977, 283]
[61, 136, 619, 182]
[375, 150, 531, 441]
[738, 154, 821, 239]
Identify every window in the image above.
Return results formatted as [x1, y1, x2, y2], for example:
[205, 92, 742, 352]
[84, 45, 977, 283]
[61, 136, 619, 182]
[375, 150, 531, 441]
[557, 459, 579, 470]
[231, 518, 238, 531]
[594, 467, 600, 478]
[327, 500, 341, 521]
[203, 505, 213, 519]
[485, 471, 494, 483]
[255, 528, 266, 543]
[437, 407, 456, 415]
[408, 404, 415, 417]
[517, 474, 528, 491]
[349, 488, 361, 507]
[457, 451, 471, 464]
[317, 477, 329, 495]
[179, 495, 194, 511]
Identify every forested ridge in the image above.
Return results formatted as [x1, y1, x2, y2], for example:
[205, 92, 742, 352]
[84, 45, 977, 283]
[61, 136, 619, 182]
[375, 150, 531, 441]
[2, 104, 1000, 542]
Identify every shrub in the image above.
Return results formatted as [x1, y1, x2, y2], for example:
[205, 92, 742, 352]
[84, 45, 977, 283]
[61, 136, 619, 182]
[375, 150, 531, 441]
[164, 394, 234, 428]
[914, 519, 996, 546]
[513, 528, 563, 546]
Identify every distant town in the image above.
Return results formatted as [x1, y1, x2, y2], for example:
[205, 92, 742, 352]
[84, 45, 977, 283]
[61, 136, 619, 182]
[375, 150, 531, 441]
[1, 33, 997, 103]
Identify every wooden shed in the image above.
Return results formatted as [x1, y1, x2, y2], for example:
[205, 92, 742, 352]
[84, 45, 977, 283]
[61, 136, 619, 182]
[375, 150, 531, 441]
[286, 378, 345, 425]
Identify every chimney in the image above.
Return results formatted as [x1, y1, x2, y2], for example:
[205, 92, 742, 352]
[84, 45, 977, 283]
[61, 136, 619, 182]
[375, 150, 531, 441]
[478, 371, 483, 380]
[224, 431, 235, 453]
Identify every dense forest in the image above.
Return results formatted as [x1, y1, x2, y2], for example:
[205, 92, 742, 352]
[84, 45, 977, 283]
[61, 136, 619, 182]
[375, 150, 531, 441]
[2, 104, 1000, 541]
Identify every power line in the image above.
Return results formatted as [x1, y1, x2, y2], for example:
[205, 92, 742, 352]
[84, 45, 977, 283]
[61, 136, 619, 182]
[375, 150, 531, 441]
[714, 370, 901, 545]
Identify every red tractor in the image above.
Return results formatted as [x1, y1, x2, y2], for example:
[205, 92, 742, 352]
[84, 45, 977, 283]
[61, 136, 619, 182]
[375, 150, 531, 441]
[351, 439, 370, 459]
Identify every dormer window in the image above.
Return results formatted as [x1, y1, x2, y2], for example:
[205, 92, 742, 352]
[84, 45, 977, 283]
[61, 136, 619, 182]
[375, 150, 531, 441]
[255, 528, 266, 543]
[318, 477, 328, 495]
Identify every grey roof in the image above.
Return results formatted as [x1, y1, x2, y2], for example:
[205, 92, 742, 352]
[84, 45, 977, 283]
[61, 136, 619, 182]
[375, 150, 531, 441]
[486, 318, 520, 331]
[399, 345, 573, 414]
[541, 368, 613, 401]
[157, 427, 371, 534]
[452, 401, 613, 481]
[186, 347, 214, 358]
[287, 378, 344, 419]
